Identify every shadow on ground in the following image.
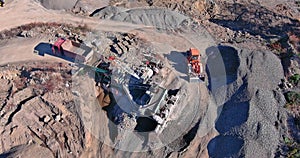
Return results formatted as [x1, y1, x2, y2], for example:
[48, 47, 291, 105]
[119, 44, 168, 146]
[164, 51, 189, 81]
[33, 42, 75, 63]
[205, 45, 240, 90]
[206, 45, 249, 157]
[207, 82, 249, 157]
[208, 135, 244, 158]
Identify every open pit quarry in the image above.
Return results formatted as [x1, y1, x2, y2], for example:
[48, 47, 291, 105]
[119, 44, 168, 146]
[0, 0, 300, 158]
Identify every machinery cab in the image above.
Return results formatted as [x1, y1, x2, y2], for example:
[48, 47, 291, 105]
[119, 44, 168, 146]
[188, 48, 200, 64]
[186, 48, 205, 81]
[52, 38, 66, 56]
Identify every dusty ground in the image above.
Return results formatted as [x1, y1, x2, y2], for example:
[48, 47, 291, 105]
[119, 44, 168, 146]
[0, 0, 299, 158]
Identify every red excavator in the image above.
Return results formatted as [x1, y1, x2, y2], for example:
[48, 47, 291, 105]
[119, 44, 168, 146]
[187, 48, 205, 82]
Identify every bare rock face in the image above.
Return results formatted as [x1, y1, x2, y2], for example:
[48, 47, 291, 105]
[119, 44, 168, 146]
[0, 62, 86, 158]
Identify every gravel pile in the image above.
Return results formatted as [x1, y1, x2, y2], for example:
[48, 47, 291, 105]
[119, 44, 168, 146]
[37, 0, 77, 10]
[91, 6, 189, 30]
[207, 45, 287, 158]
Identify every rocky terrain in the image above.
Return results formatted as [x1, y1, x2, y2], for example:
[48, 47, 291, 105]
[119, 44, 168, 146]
[0, 0, 299, 158]
[0, 62, 84, 157]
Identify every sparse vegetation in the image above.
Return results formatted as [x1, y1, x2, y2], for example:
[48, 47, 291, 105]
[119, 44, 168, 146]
[268, 35, 291, 55]
[295, 115, 300, 131]
[269, 42, 284, 53]
[74, 24, 90, 34]
[283, 90, 300, 137]
[284, 91, 300, 105]
[288, 32, 300, 54]
[0, 22, 64, 39]
[283, 91, 300, 158]
[0, 22, 90, 40]
[283, 137, 300, 158]
[289, 74, 300, 86]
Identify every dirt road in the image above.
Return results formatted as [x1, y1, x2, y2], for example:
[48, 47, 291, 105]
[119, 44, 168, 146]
[0, 38, 68, 65]
[0, 0, 214, 66]
[0, 0, 146, 65]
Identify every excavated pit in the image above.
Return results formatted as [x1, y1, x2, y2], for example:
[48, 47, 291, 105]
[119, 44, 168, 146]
[134, 117, 158, 132]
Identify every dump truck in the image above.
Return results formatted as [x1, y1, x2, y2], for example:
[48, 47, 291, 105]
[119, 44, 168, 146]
[51, 38, 93, 63]
[34, 38, 111, 85]
[187, 48, 205, 82]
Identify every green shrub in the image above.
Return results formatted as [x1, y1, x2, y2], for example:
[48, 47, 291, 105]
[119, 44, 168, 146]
[287, 143, 300, 158]
[285, 91, 300, 105]
[284, 136, 300, 158]
[289, 74, 300, 86]
[285, 137, 292, 144]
